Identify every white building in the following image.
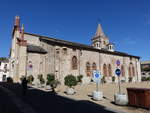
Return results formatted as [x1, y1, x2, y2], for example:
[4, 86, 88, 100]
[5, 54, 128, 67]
[141, 61, 150, 78]
[0, 59, 9, 82]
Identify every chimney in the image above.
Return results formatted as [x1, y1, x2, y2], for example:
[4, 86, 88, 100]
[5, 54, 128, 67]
[14, 16, 20, 31]
[21, 24, 24, 40]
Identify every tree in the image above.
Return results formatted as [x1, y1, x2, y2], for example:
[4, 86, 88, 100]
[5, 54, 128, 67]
[64, 75, 77, 88]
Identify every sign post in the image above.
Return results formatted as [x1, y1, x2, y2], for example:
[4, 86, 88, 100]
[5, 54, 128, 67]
[92, 70, 103, 100]
[115, 60, 121, 94]
[114, 60, 128, 105]
[115, 68, 121, 94]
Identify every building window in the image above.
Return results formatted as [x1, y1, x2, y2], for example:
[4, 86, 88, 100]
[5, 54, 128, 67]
[97, 43, 98, 47]
[56, 48, 60, 54]
[103, 64, 107, 76]
[63, 48, 67, 55]
[4, 64, 7, 69]
[129, 66, 132, 76]
[132, 66, 135, 76]
[121, 65, 125, 76]
[2, 75, 6, 82]
[129, 63, 135, 76]
[92, 62, 97, 70]
[72, 56, 78, 70]
[108, 64, 112, 77]
[86, 62, 91, 76]
[73, 48, 76, 51]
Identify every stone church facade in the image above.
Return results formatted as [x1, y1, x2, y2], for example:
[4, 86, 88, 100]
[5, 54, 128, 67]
[9, 16, 141, 84]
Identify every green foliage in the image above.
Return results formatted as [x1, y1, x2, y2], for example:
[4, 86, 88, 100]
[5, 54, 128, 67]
[27, 75, 34, 84]
[46, 73, 55, 85]
[0, 57, 7, 61]
[146, 77, 150, 81]
[46, 73, 60, 92]
[7, 77, 13, 83]
[129, 76, 133, 82]
[112, 76, 115, 82]
[20, 76, 25, 82]
[38, 74, 45, 85]
[101, 76, 106, 83]
[142, 67, 150, 72]
[141, 77, 147, 81]
[77, 75, 83, 83]
[64, 74, 77, 88]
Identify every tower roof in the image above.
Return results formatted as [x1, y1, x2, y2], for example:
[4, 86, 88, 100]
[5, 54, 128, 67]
[95, 24, 105, 37]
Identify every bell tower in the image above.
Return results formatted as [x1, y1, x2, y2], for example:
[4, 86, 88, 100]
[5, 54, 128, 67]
[92, 24, 109, 50]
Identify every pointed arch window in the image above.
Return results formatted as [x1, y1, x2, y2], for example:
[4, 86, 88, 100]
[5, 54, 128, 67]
[132, 66, 135, 76]
[72, 56, 78, 70]
[103, 64, 107, 76]
[86, 62, 91, 76]
[129, 63, 135, 76]
[121, 65, 125, 76]
[92, 62, 97, 70]
[108, 64, 112, 77]
[129, 66, 132, 77]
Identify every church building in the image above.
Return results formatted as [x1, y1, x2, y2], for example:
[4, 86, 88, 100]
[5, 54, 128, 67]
[9, 16, 141, 84]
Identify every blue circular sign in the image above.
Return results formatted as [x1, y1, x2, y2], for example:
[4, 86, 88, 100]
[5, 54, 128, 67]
[115, 69, 121, 76]
[95, 73, 99, 78]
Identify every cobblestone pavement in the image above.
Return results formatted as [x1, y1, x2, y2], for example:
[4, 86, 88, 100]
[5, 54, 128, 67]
[0, 83, 124, 113]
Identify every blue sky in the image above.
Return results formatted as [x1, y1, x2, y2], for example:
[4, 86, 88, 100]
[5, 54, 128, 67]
[0, 0, 149, 61]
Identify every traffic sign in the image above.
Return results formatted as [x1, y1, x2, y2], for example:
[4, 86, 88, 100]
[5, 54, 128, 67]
[116, 60, 120, 66]
[93, 70, 102, 83]
[115, 68, 121, 76]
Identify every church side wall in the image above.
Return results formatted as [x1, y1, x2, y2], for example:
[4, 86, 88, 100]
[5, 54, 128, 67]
[24, 34, 40, 46]
[79, 50, 100, 77]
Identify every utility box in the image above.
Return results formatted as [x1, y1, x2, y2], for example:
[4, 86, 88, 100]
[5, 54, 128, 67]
[127, 88, 150, 109]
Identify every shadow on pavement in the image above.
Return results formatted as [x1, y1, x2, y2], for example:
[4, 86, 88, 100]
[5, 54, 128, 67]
[0, 83, 118, 113]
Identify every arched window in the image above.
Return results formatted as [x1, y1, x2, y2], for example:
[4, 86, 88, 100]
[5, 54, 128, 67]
[129, 63, 135, 76]
[103, 64, 107, 76]
[129, 66, 132, 76]
[86, 62, 91, 76]
[108, 64, 112, 77]
[72, 56, 78, 70]
[92, 62, 97, 70]
[121, 65, 125, 76]
[2, 75, 6, 82]
[132, 66, 135, 76]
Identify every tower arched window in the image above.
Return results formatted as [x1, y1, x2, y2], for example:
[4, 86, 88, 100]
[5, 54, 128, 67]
[72, 56, 78, 70]
[103, 64, 107, 76]
[92, 62, 97, 71]
[86, 62, 91, 76]
[108, 64, 112, 77]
